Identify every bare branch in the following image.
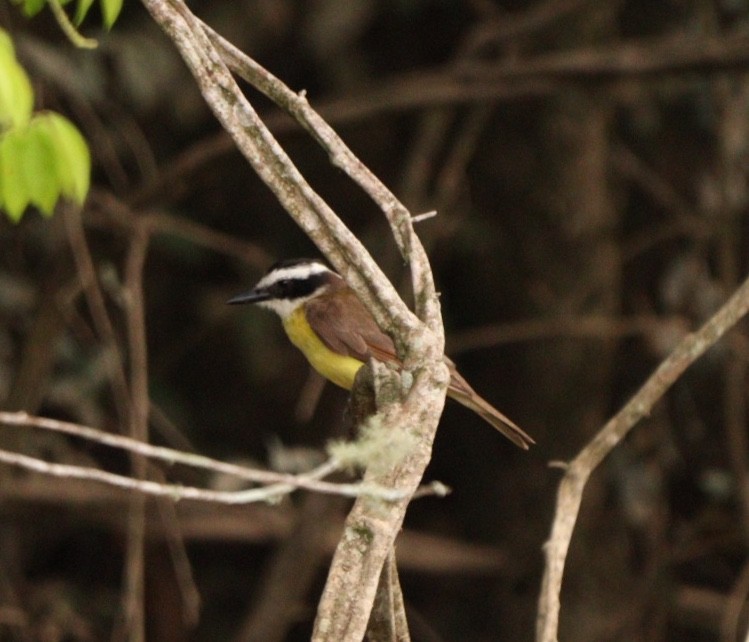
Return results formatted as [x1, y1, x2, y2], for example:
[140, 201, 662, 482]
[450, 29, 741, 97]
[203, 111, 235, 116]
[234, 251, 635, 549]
[139, 0, 423, 339]
[537, 272, 749, 642]
[114, 221, 152, 642]
[136, 2, 451, 638]
[0, 446, 338, 504]
[201, 23, 441, 332]
[0, 411, 449, 502]
[62, 203, 131, 424]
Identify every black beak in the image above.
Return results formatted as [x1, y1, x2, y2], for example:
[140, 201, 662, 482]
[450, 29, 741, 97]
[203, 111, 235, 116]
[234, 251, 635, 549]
[227, 288, 271, 305]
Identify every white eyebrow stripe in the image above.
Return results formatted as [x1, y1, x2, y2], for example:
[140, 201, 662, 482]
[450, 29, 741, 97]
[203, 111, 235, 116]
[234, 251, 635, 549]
[256, 262, 332, 288]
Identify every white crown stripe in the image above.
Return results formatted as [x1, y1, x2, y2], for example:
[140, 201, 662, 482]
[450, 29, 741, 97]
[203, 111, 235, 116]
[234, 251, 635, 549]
[255, 262, 332, 289]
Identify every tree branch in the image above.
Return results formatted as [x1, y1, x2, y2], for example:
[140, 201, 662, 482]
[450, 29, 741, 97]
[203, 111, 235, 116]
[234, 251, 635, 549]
[0, 411, 450, 503]
[200, 23, 441, 332]
[537, 271, 749, 642]
[140, 0, 421, 337]
[136, 1, 452, 638]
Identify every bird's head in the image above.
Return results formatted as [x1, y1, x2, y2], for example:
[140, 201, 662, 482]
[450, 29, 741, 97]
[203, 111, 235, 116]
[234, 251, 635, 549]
[228, 258, 339, 319]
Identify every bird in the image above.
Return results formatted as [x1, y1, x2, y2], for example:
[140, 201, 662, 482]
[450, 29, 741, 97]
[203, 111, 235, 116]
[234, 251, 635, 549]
[228, 258, 534, 449]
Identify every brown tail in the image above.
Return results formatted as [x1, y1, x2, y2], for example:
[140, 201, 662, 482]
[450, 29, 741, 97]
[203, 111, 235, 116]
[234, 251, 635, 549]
[446, 367, 535, 449]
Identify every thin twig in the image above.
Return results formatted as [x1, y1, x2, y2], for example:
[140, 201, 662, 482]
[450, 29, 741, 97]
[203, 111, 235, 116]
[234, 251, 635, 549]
[88, 190, 272, 269]
[0, 447, 341, 504]
[231, 493, 347, 642]
[367, 549, 411, 641]
[0, 445, 449, 504]
[153, 475, 202, 627]
[0, 411, 321, 484]
[123, 29, 749, 216]
[449, 314, 687, 354]
[459, 0, 596, 54]
[0, 411, 450, 504]
[411, 210, 438, 224]
[121, 222, 151, 642]
[0, 411, 447, 500]
[62, 203, 131, 425]
[537, 271, 749, 642]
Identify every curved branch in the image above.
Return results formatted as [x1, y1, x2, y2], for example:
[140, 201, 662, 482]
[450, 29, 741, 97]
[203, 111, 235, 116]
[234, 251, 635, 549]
[137, 1, 450, 639]
[537, 272, 749, 642]
[200, 24, 441, 334]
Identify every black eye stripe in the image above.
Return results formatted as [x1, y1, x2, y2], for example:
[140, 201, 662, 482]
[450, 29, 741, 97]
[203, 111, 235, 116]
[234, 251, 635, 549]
[270, 272, 327, 299]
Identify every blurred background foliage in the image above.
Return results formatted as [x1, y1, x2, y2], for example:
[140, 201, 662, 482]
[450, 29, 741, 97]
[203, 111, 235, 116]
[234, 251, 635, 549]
[2, 0, 749, 640]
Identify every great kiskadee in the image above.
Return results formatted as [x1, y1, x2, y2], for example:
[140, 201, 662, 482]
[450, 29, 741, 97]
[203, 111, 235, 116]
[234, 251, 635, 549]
[228, 258, 534, 449]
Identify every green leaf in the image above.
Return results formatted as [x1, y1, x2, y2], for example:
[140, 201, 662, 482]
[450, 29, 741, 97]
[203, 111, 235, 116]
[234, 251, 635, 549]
[0, 114, 91, 221]
[0, 30, 13, 56]
[0, 31, 34, 129]
[0, 127, 32, 221]
[17, 0, 48, 17]
[74, 0, 95, 26]
[22, 118, 59, 215]
[40, 112, 90, 204]
[100, 0, 123, 29]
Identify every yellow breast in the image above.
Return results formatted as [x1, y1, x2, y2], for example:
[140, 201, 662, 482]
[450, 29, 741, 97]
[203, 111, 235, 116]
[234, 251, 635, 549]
[282, 306, 363, 390]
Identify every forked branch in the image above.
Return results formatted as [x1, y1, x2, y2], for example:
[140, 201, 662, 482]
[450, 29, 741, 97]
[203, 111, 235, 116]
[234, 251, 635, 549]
[137, 1, 450, 639]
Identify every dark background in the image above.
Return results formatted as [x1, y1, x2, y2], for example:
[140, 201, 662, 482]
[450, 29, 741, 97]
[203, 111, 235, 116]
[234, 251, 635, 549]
[2, 0, 749, 640]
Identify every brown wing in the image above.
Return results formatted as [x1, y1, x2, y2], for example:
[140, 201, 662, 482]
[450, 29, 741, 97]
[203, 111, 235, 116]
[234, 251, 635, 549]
[304, 287, 400, 366]
[305, 290, 493, 395]
[306, 284, 534, 448]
